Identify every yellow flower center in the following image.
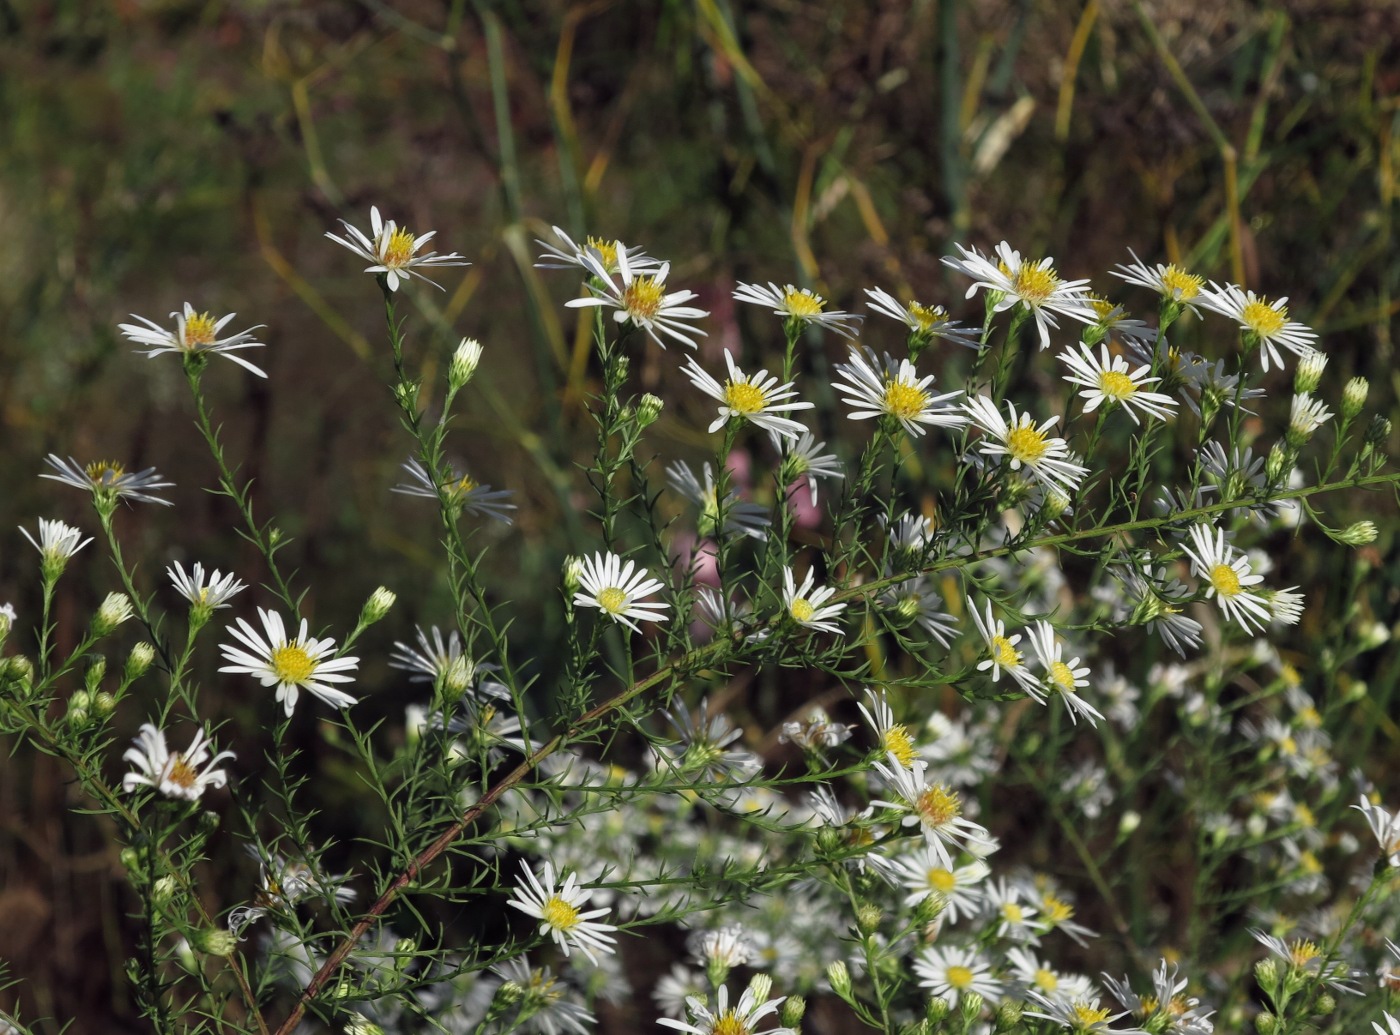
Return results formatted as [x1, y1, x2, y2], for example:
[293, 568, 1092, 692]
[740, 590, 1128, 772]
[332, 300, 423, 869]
[1241, 298, 1287, 338]
[85, 460, 126, 484]
[1041, 895, 1073, 923]
[182, 311, 218, 347]
[915, 783, 962, 827]
[723, 380, 768, 415]
[1050, 660, 1077, 692]
[450, 474, 480, 500]
[992, 635, 1020, 668]
[926, 867, 957, 893]
[596, 587, 628, 614]
[1089, 297, 1117, 320]
[1288, 939, 1322, 967]
[1002, 902, 1025, 923]
[782, 288, 826, 317]
[1035, 968, 1059, 992]
[165, 754, 198, 789]
[1072, 1002, 1112, 1028]
[541, 894, 580, 931]
[908, 302, 948, 330]
[271, 644, 316, 685]
[1013, 262, 1060, 304]
[1208, 563, 1241, 597]
[586, 236, 619, 270]
[945, 965, 975, 989]
[1097, 370, 1137, 399]
[382, 226, 418, 268]
[883, 379, 929, 420]
[1299, 850, 1323, 875]
[712, 1011, 750, 1035]
[1006, 422, 1051, 464]
[1160, 265, 1203, 300]
[1280, 734, 1298, 756]
[623, 276, 665, 321]
[789, 598, 816, 623]
[883, 724, 916, 768]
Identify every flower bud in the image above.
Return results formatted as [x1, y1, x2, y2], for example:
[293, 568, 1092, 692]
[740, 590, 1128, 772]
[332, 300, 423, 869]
[826, 960, 852, 1000]
[1118, 809, 1142, 836]
[94, 691, 117, 717]
[194, 927, 238, 956]
[119, 846, 141, 872]
[125, 642, 155, 680]
[360, 586, 397, 625]
[748, 973, 773, 1004]
[1365, 415, 1391, 447]
[636, 393, 664, 428]
[1336, 520, 1378, 546]
[0, 603, 14, 643]
[1341, 376, 1368, 419]
[780, 998, 806, 1029]
[449, 337, 483, 389]
[92, 592, 134, 636]
[562, 555, 584, 595]
[1292, 348, 1327, 395]
[960, 992, 984, 1020]
[70, 689, 92, 712]
[394, 380, 419, 411]
[67, 706, 89, 726]
[343, 1016, 384, 1035]
[1313, 992, 1335, 1016]
[1254, 958, 1279, 990]
[994, 999, 1024, 1031]
[1286, 394, 1332, 449]
[925, 996, 951, 1024]
[84, 657, 106, 693]
[494, 980, 525, 1007]
[855, 904, 883, 934]
[153, 875, 179, 907]
[1040, 488, 1071, 521]
[912, 892, 946, 928]
[1265, 443, 1288, 484]
[1255, 1011, 1278, 1035]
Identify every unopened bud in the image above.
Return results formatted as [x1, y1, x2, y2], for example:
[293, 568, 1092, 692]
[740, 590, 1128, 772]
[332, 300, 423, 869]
[0, 604, 13, 643]
[66, 706, 89, 727]
[343, 1016, 384, 1035]
[855, 904, 883, 934]
[1265, 443, 1288, 484]
[826, 961, 852, 1000]
[925, 996, 951, 1024]
[1365, 415, 1391, 447]
[1292, 348, 1327, 395]
[84, 657, 106, 692]
[780, 995, 806, 1028]
[93, 592, 134, 636]
[194, 927, 238, 956]
[995, 999, 1024, 1031]
[1337, 520, 1378, 546]
[1286, 394, 1332, 449]
[636, 393, 664, 428]
[961, 992, 984, 1019]
[125, 642, 155, 680]
[1040, 488, 1071, 521]
[1255, 1010, 1278, 1035]
[119, 846, 141, 872]
[1341, 376, 1368, 419]
[94, 691, 117, 717]
[494, 980, 525, 1007]
[449, 337, 483, 389]
[562, 555, 584, 595]
[360, 586, 397, 625]
[153, 875, 178, 907]
[912, 893, 946, 928]
[394, 380, 419, 411]
[748, 973, 773, 1004]
[1313, 992, 1335, 1016]
[70, 689, 92, 712]
[1119, 810, 1142, 836]
[1254, 958, 1279, 990]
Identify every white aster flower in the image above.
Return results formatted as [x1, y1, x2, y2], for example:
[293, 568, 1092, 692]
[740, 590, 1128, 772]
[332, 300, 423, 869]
[680, 349, 813, 441]
[1249, 929, 1362, 995]
[883, 848, 988, 921]
[121, 723, 233, 800]
[41, 455, 175, 506]
[782, 566, 845, 634]
[782, 429, 844, 506]
[687, 925, 755, 970]
[1267, 588, 1305, 626]
[1180, 525, 1271, 633]
[388, 625, 499, 698]
[1057, 342, 1178, 423]
[653, 964, 707, 1019]
[324, 206, 468, 291]
[733, 280, 861, 338]
[1287, 393, 1333, 445]
[870, 754, 990, 865]
[963, 396, 1088, 493]
[913, 944, 1001, 1007]
[878, 577, 959, 648]
[658, 982, 794, 1035]
[1111, 249, 1206, 310]
[941, 241, 1096, 350]
[659, 698, 762, 783]
[20, 518, 92, 564]
[1198, 282, 1318, 372]
[391, 457, 516, 523]
[507, 859, 617, 964]
[1102, 959, 1216, 1035]
[1024, 991, 1148, 1034]
[967, 598, 1040, 693]
[666, 461, 770, 540]
[227, 846, 358, 937]
[1352, 795, 1400, 867]
[573, 551, 669, 634]
[1026, 621, 1104, 727]
[119, 303, 268, 378]
[832, 347, 966, 438]
[857, 687, 919, 769]
[985, 877, 1042, 942]
[167, 561, 247, 612]
[565, 245, 707, 350]
[218, 607, 359, 716]
[778, 707, 852, 751]
[862, 287, 981, 348]
[534, 226, 658, 274]
[491, 956, 594, 1035]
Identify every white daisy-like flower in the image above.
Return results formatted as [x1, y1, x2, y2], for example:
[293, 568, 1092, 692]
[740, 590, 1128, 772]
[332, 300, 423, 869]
[1267, 588, 1305, 626]
[573, 551, 669, 634]
[121, 723, 234, 801]
[1005, 947, 1087, 1002]
[857, 687, 919, 769]
[388, 625, 500, 698]
[167, 561, 247, 612]
[1287, 393, 1333, 444]
[491, 956, 594, 1035]
[324, 206, 468, 292]
[878, 577, 959, 648]
[1084, 297, 1158, 344]
[1102, 959, 1216, 1035]
[218, 608, 360, 717]
[733, 280, 861, 338]
[658, 982, 794, 1035]
[680, 349, 813, 441]
[1198, 282, 1318, 372]
[882, 848, 989, 921]
[1026, 621, 1104, 727]
[41, 455, 175, 506]
[1113, 562, 1203, 656]
[1352, 795, 1400, 867]
[870, 754, 991, 865]
[913, 944, 1001, 1007]
[20, 518, 92, 564]
[1057, 342, 1178, 424]
[782, 429, 844, 506]
[687, 925, 755, 970]
[941, 241, 1096, 350]
[862, 287, 980, 348]
[781, 566, 845, 634]
[506, 859, 617, 964]
[883, 511, 938, 554]
[1024, 991, 1148, 1034]
[1111, 249, 1206, 311]
[665, 460, 770, 540]
[391, 457, 516, 523]
[659, 698, 762, 783]
[984, 877, 1042, 942]
[227, 846, 358, 937]
[1249, 929, 1363, 995]
[565, 245, 707, 350]
[1179, 525, 1271, 633]
[534, 226, 658, 275]
[831, 347, 966, 438]
[653, 964, 707, 1020]
[967, 598, 1040, 693]
[963, 395, 1088, 494]
[118, 303, 268, 378]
